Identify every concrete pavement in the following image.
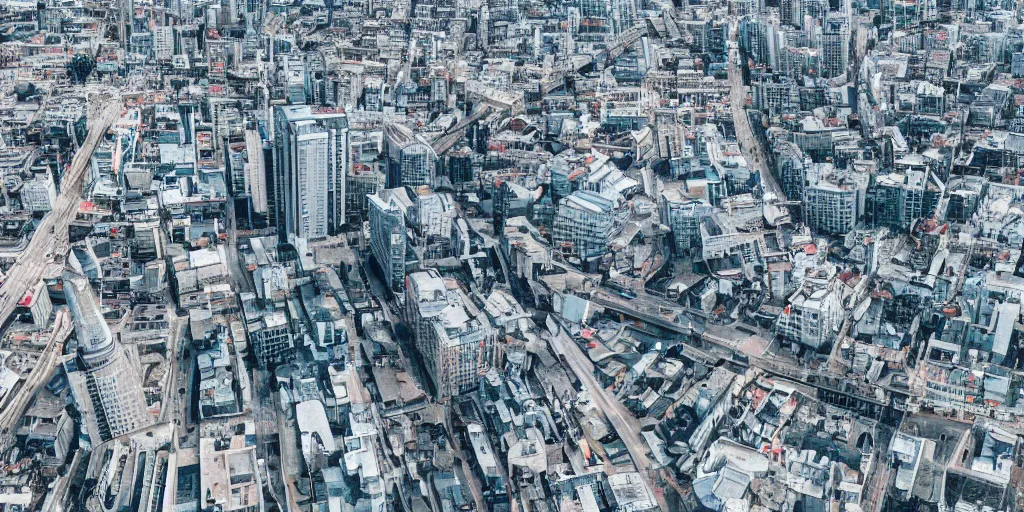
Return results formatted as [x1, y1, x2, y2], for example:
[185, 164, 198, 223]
[0, 96, 121, 323]
[549, 324, 669, 511]
[726, 22, 787, 203]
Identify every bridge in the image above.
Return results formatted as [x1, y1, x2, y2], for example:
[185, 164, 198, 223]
[591, 292, 908, 423]
[540, 23, 649, 94]
[0, 308, 72, 451]
[430, 105, 493, 155]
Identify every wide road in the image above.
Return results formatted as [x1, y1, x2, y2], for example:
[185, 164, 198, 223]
[549, 325, 669, 511]
[0, 95, 122, 322]
[726, 22, 785, 203]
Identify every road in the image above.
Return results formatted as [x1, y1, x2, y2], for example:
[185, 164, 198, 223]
[726, 23, 786, 204]
[224, 195, 255, 294]
[0, 309, 72, 446]
[549, 324, 669, 511]
[252, 368, 287, 510]
[158, 306, 186, 424]
[0, 95, 121, 321]
[430, 105, 491, 155]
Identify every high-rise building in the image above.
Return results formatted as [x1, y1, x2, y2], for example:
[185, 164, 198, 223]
[368, 193, 408, 292]
[866, 171, 941, 231]
[404, 269, 494, 399]
[273, 105, 350, 240]
[63, 273, 152, 444]
[249, 310, 293, 369]
[244, 129, 268, 215]
[384, 123, 437, 189]
[404, 269, 450, 354]
[803, 181, 859, 235]
[660, 189, 714, 257]
[818, 13, 850, 78]
[345, 165, 385, 225]
[553, 190, 617, 263]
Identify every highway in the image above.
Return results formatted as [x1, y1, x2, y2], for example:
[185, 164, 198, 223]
[549, 324, 669, 511]
[0, 95, 122, 324]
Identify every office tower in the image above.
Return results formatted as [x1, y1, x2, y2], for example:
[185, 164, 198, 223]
[345, 166, 385, 225]
[153, 26, 175, 61]
[740, 17, 780, 69]
[244, 130, 268, 215]
[368, 193, 408, 292]
[273, 105, 350, 240]
[405, 269, 450, 354]
[405, 270, 494, 399]
[780, 0, 800, 26]
[803, 181, 859, 235]
[818, 13, 850, 78]
[611, 0, 639, 35]
[384, 123, 437, 189]
[552, 190, 616, 263]
[249, 310, 293, 369]
[63, 273, 152, 444]
[866, 171, 941, 231]
[575, 0, 611, 44]
[446, 148, 474, 185]
[660, 190, 714, 256]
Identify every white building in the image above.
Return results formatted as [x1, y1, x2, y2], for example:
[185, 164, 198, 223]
[274, 105, 350, 240]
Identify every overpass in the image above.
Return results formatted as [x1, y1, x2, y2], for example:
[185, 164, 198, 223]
[430, 105, 493, 155]
[592, 292, 908, 422]
[541, 23, 649, 94]
[0, 308, 72, 450]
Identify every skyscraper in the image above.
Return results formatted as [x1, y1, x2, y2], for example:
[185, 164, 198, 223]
[63, 272, 152, 444]
[384, 123, 437, 189]
[274, 105, 350, 241]
[368, 192, 408, 293]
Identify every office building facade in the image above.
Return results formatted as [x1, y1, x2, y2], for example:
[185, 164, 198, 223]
[368, 193, 408, 292]
[63, 273, 152, 444]
[274, 105, 350, 240]
[384, 123, 437, 189]
[553, 190, 616, 262]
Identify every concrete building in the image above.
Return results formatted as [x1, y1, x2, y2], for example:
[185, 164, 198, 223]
[553, 190, 617, 263]
[273, 105, 350, 240]
[199, 435, 263, 512]
[21, 174, 56, 213]
[345, 165, 384, 225]
[249, 310, 293, 369]
[802, 167, 863, 235]
[867, 171, 942, 231]
[63, 273, 152, 444]
[404, 269, 494, 398]
[384, 123, 437, 189]
[818, 13, 850, 78]
[404, 269, 451, 356]
[660, 189, 714, 256]
[368, 192, 408, 292]
[775, 283, 844, 350]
